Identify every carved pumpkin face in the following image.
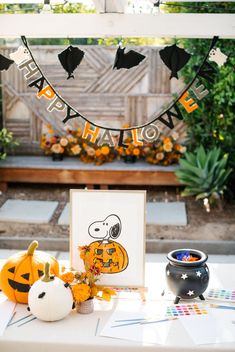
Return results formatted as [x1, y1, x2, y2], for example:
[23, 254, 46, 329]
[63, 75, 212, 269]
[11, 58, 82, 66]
[87, 240, 128, 274]
[0, 241, 60, 304]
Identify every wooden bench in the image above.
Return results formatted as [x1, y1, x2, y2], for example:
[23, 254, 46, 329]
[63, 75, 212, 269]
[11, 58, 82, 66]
[0, 156, 180, 191]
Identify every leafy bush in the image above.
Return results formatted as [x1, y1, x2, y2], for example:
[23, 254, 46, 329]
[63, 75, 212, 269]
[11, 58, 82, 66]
[0, 128, 18, 160]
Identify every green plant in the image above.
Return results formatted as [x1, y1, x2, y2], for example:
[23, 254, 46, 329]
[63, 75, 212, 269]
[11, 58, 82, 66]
[176, 145, 232, 210]
[0, 128, 18, 159]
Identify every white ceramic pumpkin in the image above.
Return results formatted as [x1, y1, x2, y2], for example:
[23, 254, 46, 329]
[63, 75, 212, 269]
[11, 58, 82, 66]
[28, 262, 73, 322]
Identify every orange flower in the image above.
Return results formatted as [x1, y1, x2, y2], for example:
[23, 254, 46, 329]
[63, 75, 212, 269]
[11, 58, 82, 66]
[133, 148, 140, 156]
[90, 285, 99, 298]
[101, 146, 110, 156]
[79, 245, 90, 260]
[60, 272, 75, 283]
[163, 137, 171, 144]
[50, 136, 57, 144]
[163, 142, 173, 152]
[174, 143, 181, 152]
[95, 149, 101, 157]
[77, 128, 82, 137]
[72, 283, 91, 302]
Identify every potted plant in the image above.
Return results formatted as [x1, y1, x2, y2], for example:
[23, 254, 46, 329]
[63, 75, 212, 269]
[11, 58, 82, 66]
[176, 145, 232, 211]
[60, 245, 116, 314]
[142, 132, 186, 166]
[0, 128, 18, 160]
[116, 136, 141, 163]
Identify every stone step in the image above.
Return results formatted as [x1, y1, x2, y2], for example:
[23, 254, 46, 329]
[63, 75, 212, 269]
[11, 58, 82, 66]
[0, 199, 187, 226]
[0, 200, 58, 224]
[58, 202, 187, 226]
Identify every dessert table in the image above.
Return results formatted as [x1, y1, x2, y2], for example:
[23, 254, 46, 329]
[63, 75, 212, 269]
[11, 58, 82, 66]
[0, 258, 235, 352]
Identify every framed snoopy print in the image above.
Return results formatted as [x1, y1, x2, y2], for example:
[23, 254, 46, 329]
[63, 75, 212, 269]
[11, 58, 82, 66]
[70, 189, 146, 287]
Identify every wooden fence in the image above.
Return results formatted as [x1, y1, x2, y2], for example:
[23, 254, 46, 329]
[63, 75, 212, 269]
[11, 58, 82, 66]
[0, 45, 186, 154]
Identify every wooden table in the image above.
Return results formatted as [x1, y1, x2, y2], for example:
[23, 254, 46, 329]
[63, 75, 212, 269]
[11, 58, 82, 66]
[0, 156, 180, 191]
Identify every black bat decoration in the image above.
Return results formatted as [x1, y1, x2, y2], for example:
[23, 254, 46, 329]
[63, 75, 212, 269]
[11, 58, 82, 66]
[58, 45, 84, 79]
[159, 44, 191, 79]
[0, 54, 14, 71]
[113, 46, 146, 70]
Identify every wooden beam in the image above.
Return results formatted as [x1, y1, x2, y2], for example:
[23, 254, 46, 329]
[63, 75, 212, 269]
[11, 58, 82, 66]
[0, 13, 234, 38]
[0, 0, 234, 3]
[92, 0, 127, 13]
[0, 167, 181, 186]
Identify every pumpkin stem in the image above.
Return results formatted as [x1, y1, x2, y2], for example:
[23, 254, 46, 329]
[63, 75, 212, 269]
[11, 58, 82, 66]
[27, 240, 38, 256]
[42, 262, 52, 282]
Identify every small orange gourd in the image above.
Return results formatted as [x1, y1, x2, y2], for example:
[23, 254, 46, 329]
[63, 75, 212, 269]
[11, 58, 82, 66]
[87, 240, 129, 274]
[0, 241, 60, 304]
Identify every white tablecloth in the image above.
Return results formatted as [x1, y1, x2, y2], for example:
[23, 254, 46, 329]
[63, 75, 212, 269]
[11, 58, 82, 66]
[1, 260, 235, 352]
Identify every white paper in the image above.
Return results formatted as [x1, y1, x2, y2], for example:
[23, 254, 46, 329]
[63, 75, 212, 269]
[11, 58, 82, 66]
[0, 295, 16, 336]
[180, 309, 235, 345]
[100, 300, 181, 346]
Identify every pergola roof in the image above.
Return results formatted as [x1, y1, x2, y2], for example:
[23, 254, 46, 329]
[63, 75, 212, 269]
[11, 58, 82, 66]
[0, 0, 234, 38]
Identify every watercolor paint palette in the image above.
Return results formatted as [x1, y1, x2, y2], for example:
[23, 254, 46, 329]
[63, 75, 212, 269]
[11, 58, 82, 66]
[165, 303, 208, 317]
[206, 289, 235, 302]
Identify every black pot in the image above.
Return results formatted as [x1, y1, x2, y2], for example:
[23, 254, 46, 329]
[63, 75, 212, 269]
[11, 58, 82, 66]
[52, 153, 64, 161]
[123, 155, 137, 163]
[166, 249, 209, 304]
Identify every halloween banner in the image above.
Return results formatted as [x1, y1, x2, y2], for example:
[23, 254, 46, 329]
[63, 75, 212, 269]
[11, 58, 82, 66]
[7, 35, 228, 147]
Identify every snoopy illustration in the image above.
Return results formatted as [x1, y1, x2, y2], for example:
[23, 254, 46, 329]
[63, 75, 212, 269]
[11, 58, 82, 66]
[88, 214, 121, 243]
[87, 214, 129, 274]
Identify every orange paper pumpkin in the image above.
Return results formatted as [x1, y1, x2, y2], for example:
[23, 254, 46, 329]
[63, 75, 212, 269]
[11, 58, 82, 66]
[0, 241, 60, 304]
[87, 240, 129, 274]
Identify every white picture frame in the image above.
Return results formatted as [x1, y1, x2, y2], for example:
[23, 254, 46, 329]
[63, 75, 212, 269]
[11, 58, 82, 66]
[70, 189, 146, 287]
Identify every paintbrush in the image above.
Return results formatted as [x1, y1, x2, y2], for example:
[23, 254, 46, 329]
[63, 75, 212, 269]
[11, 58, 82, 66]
[17, 317, 36, 327]
[7, 314, 32, 327]
[112, 317, 177, 328]
[141, 317, 178, 325]
[210, 304, 235, 311]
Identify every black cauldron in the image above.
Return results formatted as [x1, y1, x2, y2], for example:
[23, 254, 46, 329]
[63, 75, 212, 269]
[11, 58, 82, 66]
[166, 249, 209, 304]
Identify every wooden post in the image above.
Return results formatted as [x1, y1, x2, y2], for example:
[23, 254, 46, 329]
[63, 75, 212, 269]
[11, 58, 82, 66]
[0, 182, 8, 193]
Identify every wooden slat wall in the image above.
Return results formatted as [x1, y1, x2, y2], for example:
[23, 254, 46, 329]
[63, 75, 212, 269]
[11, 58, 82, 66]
[1, 45, 186, 154]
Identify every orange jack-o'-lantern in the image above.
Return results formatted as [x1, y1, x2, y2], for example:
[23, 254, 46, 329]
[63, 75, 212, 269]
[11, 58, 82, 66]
[0, 241, 60, 304]
[87, 240, 129, 274]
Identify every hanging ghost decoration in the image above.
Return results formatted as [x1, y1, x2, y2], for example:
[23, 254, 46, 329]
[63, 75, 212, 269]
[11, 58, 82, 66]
[208, 48, 228, 67]
[113, 46, 145, 70]
[0, 54, 14, 71]
[159, 44, 191, 79]
[58, 46, 84, 79]
[9, 46, 30, 65]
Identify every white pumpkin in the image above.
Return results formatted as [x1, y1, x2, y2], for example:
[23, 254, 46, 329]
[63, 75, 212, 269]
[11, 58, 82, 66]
[28, 262, 73, 322]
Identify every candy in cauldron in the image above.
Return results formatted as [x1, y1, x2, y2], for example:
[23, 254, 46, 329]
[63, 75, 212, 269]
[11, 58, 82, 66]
[165, 249, 209, 304]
